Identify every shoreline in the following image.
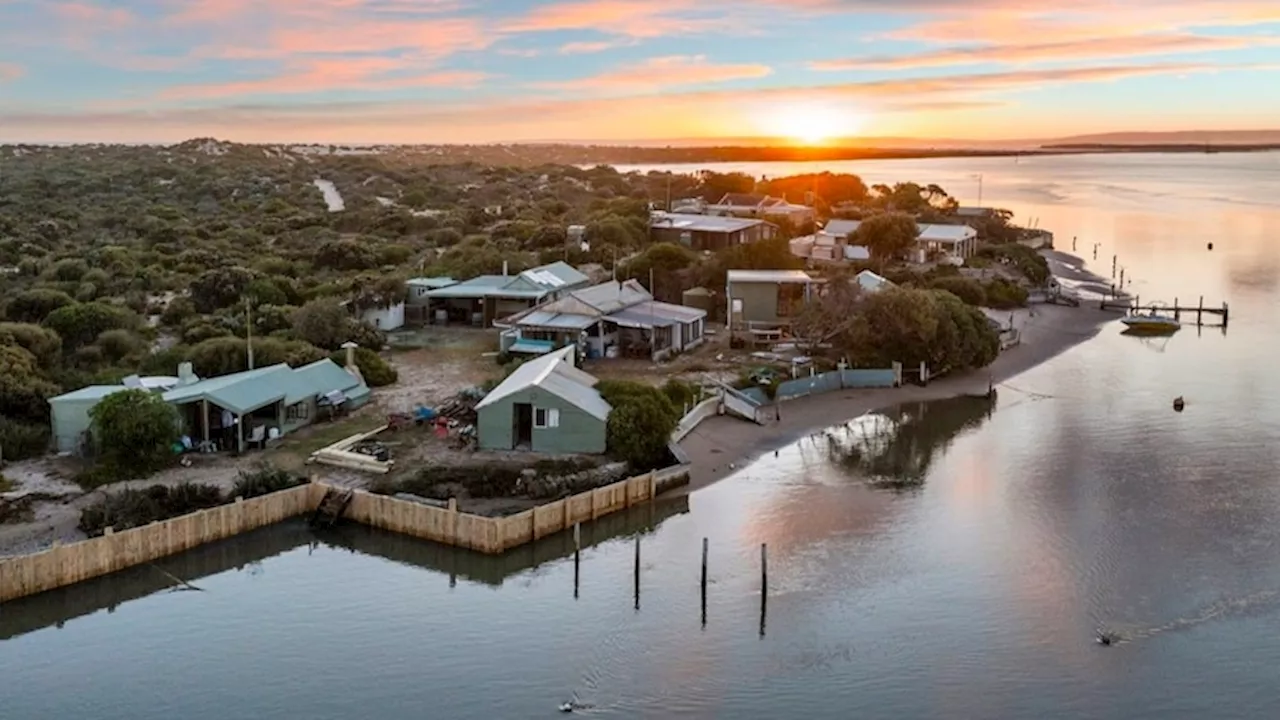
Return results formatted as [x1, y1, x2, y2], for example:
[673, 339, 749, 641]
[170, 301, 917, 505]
[674, 253, 1118, 496]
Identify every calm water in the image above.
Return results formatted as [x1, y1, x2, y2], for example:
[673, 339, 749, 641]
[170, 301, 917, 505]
[4, 153, 1280, 719]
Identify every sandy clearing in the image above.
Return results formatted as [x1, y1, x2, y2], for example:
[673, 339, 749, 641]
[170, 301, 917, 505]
[312, 178, 345, 212]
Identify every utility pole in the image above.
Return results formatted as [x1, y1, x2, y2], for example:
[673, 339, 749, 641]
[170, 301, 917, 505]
[245, 296, 255, 370]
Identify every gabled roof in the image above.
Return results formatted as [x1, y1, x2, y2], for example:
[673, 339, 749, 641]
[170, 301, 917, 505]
[719, 193, 768, 207]
[162, 360, 364, 416]
[406, 276, 457, 289]
[727, 269, 813, 284]
[918, 224, 978, 243]
[476, 346, 611, 421]
[49, 385, 130, 403]
[424, 261, 589, 299]
[820, 219, 862, 238]
[512, 280, 651, 324]
[854, 270, 894, 293]
[649, 212, 768, 234]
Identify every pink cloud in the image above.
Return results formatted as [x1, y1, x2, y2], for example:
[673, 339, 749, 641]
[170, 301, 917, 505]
[0, 62, 22, 82]
[812, 34, 1279, 71]
[52, 1, 135, 28]
[500, 0, 721, 38]
[158, 58, 487, 100]
[538, 55, 772, 91]
[558, 40, 627, 54]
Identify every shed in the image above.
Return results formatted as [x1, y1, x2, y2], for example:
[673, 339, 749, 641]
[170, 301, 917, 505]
[682, 287, 716, 314]
[475, 346, 610, 454]
[48, 385, 130, 454]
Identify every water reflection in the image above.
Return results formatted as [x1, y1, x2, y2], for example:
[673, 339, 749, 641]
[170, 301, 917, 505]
[819, 394, 998, 488]
[0, 494, 689, 641]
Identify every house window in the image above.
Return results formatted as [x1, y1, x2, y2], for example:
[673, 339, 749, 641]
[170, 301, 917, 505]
[286, 401, 310, 422]
[534, 407, 560, 429]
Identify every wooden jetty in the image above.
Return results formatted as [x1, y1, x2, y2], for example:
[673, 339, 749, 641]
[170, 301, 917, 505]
[1099, 295, 1229, 327]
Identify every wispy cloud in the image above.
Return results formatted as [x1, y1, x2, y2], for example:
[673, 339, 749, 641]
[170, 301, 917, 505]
[537, 55, 772, 91]
[501, 0, 725, 38]
[558, 39, 629, 54]
[0, 62, 22, 82]
[812, 34, 1279, 71]
[158, 58, 487, 100]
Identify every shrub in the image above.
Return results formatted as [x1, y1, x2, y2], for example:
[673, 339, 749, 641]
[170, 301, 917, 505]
[332, 347, 398, 387]
[597, 380, 679, 470]
[929, 276, 987, 306]
[0, 418, 50, 462]
[230, 462, 308, 499]
[88, 388, 180, 480]
[982, 278, 1030, 309]
[660, 378, 699, 412]
[78, 483, 226, 537]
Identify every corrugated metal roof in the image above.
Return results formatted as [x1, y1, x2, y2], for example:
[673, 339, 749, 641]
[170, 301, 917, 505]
[608, 300, 706, 329]
[406, 276, 457, 289]
[918, 224, 977, 243]
[516, 310, 597, 330]
[854, 270, 894, 292]
[476, 346, 611, 421]
[821, 219, 862, 237]
[163, 365, 291, 415]
[49, 385, 130, 403]
[650, 212, 767, 234]
[286, 359, 364, 405]
[727, 270, 813, 284]
[559, 279, 651, 315]
[424, 261, 589, 299]
[608, 308, 676, 328]
[509, 340, 556, 354]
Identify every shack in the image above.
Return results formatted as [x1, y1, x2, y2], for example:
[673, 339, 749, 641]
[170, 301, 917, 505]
[475, 347, 610, 454]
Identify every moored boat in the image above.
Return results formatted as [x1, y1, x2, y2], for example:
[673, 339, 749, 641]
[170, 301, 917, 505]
[1121, 309, 1181, 334]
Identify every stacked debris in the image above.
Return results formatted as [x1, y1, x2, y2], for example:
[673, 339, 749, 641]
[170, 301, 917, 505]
[436, 386, 484, 425]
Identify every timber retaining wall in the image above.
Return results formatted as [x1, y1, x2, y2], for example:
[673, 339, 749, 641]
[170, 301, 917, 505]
[0, 483, 318, 604]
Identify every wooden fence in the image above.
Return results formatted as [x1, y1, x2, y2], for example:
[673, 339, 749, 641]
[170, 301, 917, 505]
[0, 483, 317, 604]
[2, 468, 680, 603]
[332, 471, 660, 554]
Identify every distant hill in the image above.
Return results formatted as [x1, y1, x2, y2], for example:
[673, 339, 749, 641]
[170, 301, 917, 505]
[1044, 130, 1280, 146]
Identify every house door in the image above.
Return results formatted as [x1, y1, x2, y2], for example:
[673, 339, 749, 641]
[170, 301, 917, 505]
[513, 403, 533, 448]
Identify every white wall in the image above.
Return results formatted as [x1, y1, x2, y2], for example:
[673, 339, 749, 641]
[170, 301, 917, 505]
[361, 302, 406, 331]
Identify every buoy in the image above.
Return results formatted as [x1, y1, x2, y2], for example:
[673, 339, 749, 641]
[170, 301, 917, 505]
[1097, 633, 1113, 646]
[1173, 396, 1185, 412]
[559, 703, 574, 713]
[1207, 242, 1214, 250]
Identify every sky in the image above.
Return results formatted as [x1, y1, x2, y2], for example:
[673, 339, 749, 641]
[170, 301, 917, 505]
[1, 0, 1279, 144]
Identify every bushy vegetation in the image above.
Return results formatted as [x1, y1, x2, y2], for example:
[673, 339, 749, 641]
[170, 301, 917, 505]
[78, 483, 226, 537]
[230, 463, 308, 499]
[596, 380, 680, 470]
[796, 283, 1000, 373]
[332, 347, 398, 387]
[85, 389, 180, 485]
[977, 244, 1051, 286]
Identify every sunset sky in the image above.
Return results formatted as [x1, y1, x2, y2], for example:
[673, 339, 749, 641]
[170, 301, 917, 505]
[1, 0, 1278, 144]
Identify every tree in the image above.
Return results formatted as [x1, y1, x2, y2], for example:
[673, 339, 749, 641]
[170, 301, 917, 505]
[0, 322, 62, 367]
[42, 302, 139, 350]
[792, 275, 865, 349]
[596, 380, 679, 469]
[292, 298, 354, 350]
[928, 276, 987, 307]
[0, 344, 60, 422]
[88, 388, 179, 477]
[331, 347, 398, 387]
[190, 266, 255, 313]
[4, 288, 76, 323]
[315, 238, 379, 271]
[851, 212, 919, 261]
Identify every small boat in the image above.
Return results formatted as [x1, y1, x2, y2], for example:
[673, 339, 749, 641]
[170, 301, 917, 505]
[1121, 308, 1180, 334]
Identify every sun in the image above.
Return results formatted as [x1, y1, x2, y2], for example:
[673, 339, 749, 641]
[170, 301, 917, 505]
[765, 102, 863, 146]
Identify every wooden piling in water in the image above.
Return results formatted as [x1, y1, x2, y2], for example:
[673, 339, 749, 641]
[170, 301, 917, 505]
[700, 537, 708, 627]
[573, 522, 581, 599]
[759, 543, 768, 638]
[634, 535, 641, 610]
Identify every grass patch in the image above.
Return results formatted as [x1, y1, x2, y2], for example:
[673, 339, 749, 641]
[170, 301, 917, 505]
[230, 462, 308, 500]
[0, 474, 14, 493]
[266, 416, 385, 467]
